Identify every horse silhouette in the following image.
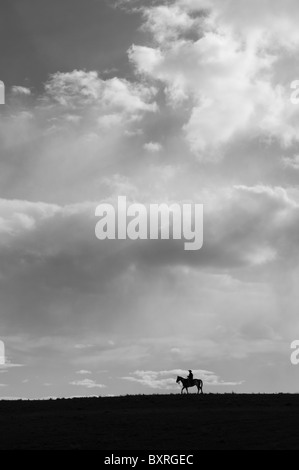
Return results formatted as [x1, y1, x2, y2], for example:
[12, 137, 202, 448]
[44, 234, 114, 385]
[176, 375, 203, 394]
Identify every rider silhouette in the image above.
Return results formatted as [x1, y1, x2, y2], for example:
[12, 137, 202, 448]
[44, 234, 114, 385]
[187, 370, 193, 383]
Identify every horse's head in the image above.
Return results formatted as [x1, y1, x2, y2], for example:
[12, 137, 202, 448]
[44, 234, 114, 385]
[176, 376, 181, 384]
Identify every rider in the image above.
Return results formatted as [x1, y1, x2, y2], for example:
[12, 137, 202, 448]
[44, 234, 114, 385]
[187, 370, 193, 383]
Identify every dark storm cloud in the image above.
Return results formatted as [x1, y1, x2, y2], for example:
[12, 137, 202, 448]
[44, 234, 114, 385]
[0, 184, 297, 340]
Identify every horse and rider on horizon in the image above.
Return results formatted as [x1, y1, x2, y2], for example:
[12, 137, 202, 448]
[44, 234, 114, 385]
[176, 370, 203, 394]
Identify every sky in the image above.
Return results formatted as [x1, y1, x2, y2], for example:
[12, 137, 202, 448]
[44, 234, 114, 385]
[1, 0, 299, 398]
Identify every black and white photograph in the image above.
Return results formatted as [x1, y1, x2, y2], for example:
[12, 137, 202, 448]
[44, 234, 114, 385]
[1, 0, 299, 452]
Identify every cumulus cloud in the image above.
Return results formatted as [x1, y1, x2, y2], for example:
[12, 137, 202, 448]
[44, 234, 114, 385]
[140, 4, 204, 44]
[44, 70, 157, 113]
[122, 369, 243, 389]
[70, 378, 106, 389]
[11, 86, 31, 96]
[128, 0, 299, 158]
[143, 141, 163, 153]
[177, 0, 299, 48]
[0, 70, 160, 204]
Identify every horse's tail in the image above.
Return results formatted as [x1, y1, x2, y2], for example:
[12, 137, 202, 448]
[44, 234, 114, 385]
[195, 378, 203, 392]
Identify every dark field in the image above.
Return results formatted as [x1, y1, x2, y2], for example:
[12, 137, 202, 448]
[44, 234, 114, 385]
[0, 394, 299, 450]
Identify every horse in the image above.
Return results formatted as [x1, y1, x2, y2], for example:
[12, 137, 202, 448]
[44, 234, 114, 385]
[176, 376, 203, 394]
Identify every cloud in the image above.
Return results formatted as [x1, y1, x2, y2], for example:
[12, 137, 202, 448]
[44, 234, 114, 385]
[140, 4, 204, 44]
[143, 141, 163, 153]
[44, 70, 157, 113]
[0, 69, 161, 204]
[70, 378, 106, 389]
[0, 184, 298, 339]
[128, 0, 299, 158]
[76, 370, 92, 375]
[0, 363, 23, 370]
[11, 86, 31, 96]
[177, 0, 299, 48]
[122, 370, 175, 390]
[283, 155, 299, 170]
[122, 369, 243, 389]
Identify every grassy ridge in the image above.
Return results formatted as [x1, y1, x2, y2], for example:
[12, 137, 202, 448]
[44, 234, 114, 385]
[0, 394, 298, 449]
